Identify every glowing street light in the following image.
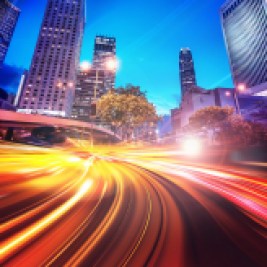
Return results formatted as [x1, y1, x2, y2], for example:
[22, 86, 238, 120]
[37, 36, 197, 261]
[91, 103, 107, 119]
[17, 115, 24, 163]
[237, 83, 246, 92]
[225, 84, 247, 115]
[234, 83, 246, 115]
[225, 91, 231, 97]
[57, 82, 63, 88]
[80, 61, 91, 72]
[181, 136, 202, 156]
[105, 58, 119, 72]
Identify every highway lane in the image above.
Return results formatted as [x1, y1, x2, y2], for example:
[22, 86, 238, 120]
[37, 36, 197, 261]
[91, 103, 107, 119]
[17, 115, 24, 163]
[0, 142, 266, 266]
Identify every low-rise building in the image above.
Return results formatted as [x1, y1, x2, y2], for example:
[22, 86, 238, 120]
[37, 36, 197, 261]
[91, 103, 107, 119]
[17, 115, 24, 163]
[171, 86, 237, 130]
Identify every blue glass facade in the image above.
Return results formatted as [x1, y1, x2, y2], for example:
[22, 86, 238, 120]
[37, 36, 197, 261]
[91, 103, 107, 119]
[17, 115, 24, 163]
[221, 0, 267, 88]
[0, 0, 20, 65]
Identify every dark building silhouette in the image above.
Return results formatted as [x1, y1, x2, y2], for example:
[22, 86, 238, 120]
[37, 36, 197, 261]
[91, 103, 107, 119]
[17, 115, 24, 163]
[0, 0, 20, 65]
[179, 48, 197, 97]
[92, 35, 116, 90]
[0, 87, 16, 110]
[72, 68, 106, 122]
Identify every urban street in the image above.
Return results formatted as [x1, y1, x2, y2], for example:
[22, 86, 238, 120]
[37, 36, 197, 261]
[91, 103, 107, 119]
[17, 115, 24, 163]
[1, 141, 266, 266]
[1, 0, 267, 266]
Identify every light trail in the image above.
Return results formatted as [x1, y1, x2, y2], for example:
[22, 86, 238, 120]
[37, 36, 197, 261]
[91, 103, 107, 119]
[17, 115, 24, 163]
[0, 142, 266, 266]
[1, 179, 93, 262]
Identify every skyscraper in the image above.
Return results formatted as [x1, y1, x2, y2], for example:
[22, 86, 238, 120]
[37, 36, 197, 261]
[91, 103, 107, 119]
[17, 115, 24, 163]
[0, 0, 20, 65]
[92, 35, 116, 90]
[72, 67, 106, 122]
[221, 0, 267, 88]
[18, 0, 85, 117]
[179, 48, 197, 97]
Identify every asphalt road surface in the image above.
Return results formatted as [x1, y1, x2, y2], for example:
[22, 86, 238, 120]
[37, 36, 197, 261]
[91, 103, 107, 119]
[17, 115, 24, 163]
[1, 142, 266, 266]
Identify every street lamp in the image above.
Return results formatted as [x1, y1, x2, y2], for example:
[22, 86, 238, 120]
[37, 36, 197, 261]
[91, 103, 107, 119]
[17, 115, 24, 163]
[105, 58, 119, 72]
[237, 83, 246, 92]
[225, 83, 246, 115]
[80, 61, 91, 72]
[79, 58, 119, 119]
[235, 83, 246, 115]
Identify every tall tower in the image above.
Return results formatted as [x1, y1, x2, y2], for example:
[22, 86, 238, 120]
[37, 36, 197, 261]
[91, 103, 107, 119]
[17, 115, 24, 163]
[92, 35, 116, 90]
[221, 0, 267, 88]
[72, 67, 106, 122]
[179, 48, 197, 97]
[18, 0, 85, 117]
[0, 0, 20, 65]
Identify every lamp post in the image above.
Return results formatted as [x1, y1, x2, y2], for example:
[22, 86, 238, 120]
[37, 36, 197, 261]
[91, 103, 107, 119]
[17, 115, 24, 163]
[235, 83, 246, 115]
[79, 58, 118, 121]
[226, 83, 246, 115]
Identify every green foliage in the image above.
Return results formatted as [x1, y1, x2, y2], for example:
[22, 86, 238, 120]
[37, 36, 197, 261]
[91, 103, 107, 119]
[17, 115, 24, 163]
[115, 84, 146, 97]
[97, 85, 159, 140]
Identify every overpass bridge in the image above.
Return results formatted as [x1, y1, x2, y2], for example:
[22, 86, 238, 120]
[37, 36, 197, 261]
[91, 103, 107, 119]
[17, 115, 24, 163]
[0, 110, 121, 143]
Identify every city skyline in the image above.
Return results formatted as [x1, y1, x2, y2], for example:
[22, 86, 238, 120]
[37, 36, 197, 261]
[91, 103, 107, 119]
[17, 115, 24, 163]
[4, 0, 233, 114]
[1, 1, 267, 265]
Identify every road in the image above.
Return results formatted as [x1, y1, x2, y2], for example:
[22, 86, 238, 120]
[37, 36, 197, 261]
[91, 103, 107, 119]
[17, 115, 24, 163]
[0, 142, 266, 267]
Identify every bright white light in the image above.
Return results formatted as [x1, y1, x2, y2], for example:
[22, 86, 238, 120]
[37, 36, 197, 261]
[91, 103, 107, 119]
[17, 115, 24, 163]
[68, 156, 81, 163]
[181, 137, 202, 156]
[105, 58, 119, 71]
[237, 83, 246, 92]
[225, 91, 231, 97]
[80, 61, 91, 71]
[78, 180, 93, 196]
[68, 82, 74, 88]
[57, 82, 63, 88]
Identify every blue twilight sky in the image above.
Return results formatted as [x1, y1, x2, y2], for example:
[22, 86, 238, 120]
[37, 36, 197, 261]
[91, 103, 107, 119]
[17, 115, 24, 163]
[5, 0, 233, 114]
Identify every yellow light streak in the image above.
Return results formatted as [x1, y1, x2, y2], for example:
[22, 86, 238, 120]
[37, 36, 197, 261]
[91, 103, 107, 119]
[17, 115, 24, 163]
[0, 180, 93, 262]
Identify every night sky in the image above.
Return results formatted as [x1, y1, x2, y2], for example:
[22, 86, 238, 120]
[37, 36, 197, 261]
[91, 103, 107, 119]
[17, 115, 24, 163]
[4, 0, 233, 114]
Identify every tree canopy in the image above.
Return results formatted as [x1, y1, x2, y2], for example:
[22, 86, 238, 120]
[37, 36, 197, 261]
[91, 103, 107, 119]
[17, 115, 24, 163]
[115, 84, 146, 97]
[188, 106, 254, 146]
[189, 106, 234, 129]
[97, 85, 159, 140]
[218, 115, 252, 145]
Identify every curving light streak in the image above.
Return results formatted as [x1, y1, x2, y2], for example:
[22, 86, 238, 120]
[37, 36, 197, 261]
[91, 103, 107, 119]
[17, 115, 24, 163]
[0, 142, 266, 266]
[0, 180, 93, 262]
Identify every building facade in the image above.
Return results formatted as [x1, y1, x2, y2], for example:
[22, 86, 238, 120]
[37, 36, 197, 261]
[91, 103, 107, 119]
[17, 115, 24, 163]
[18, 0, 85, 117]
[221, 0, 267, 88]
[72, 68, 106, 122]
[92, 35, 116, 90]
[0, 0, 20, 65]
[172, 86, 237, 130]
[179, 48, 197, 97]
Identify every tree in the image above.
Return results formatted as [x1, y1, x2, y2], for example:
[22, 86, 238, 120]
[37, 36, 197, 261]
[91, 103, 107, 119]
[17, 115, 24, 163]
[97, 85, 159, 140]
[248, 122, 267, 145]
[115, 84, 146, 97]
[218, 115, 252, 146]
[188, 106, 253, 147]
[189, 106, 234, 130]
